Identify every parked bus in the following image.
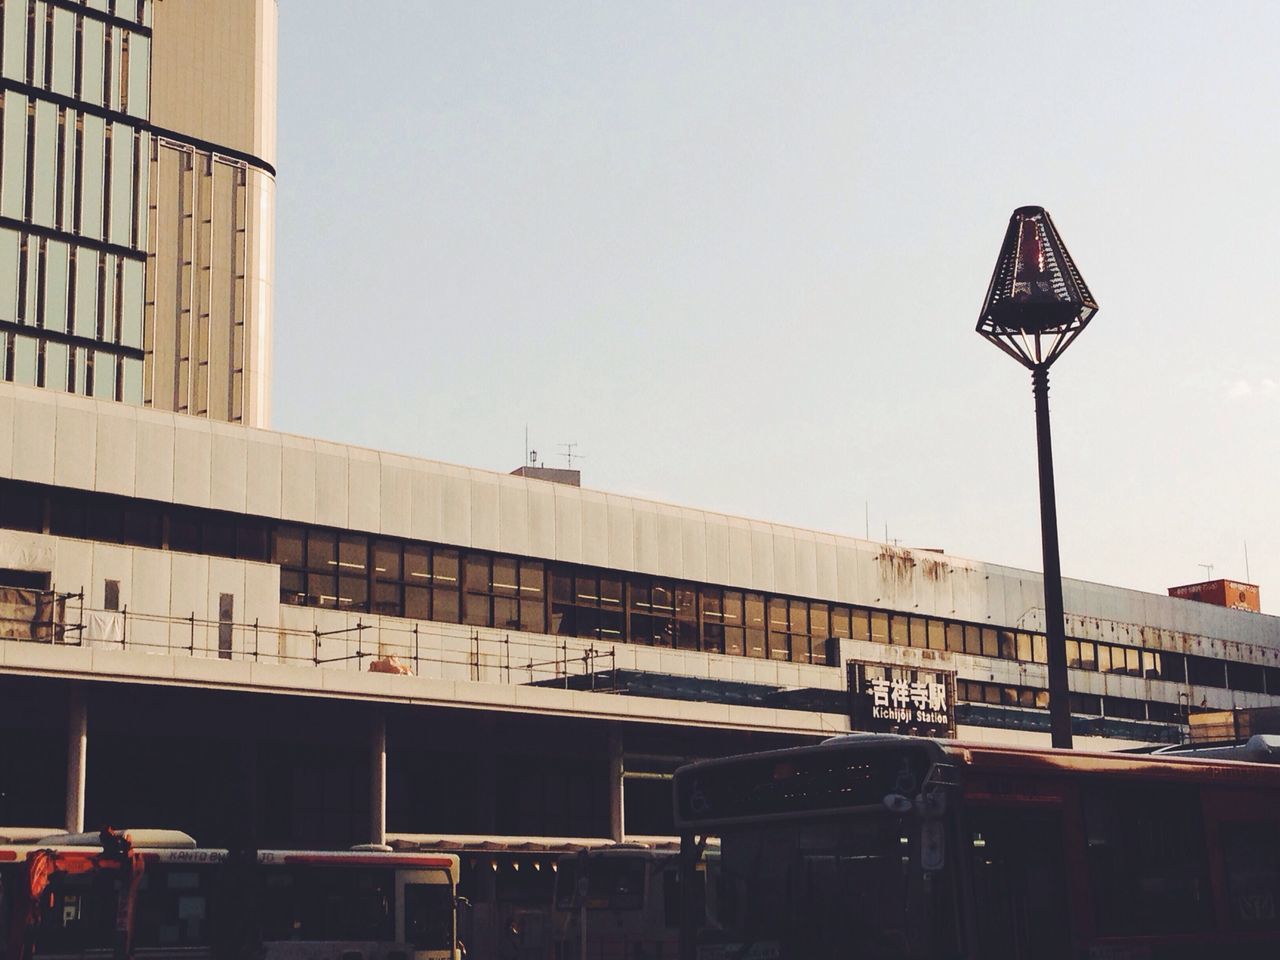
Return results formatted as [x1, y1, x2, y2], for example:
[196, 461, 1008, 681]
[0, 830, 460, 960]
[672, 733, 1280, 960]
[549, 844, 702, 960]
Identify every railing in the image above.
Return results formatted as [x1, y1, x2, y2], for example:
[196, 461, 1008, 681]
[0, 587, 620, 691]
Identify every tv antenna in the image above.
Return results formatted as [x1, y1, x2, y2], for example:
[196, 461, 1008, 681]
[559, 442, 584, 469]
[1198, 563, 1214, 582]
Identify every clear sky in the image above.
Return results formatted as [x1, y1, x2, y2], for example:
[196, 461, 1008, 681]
[273, 1, 1280, 614]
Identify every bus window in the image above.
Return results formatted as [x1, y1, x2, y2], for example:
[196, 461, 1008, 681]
[968, 806, 1070, 960]
[135, 866, 215, 947]
[403, 883, 454, 952]
[1220, 821, 1280, 930]
[260, 866, 395, 942]
[1082, 783, 1213, 937]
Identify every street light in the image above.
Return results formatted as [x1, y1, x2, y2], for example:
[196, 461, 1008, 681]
[976, 206, 1098, 749]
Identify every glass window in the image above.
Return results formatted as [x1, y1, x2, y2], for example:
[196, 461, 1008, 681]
[830, 605, 850, 639]
[1220, 822, 1280, 932]
[1, 92, 26, 219]
[51, 7, 74, 96]
[963, 625, 981, 655]
[809, 602, 828, 640]
[44, 340, 67, 391]
[81, 114, 106, 239]
[91, 350, 115, 399]
[305, 530, 336, 571]
[1124, 648, 1140, 676]
[744, 593, 765, 659]
[43, 239, 69, 333]
[81, 18, 105, 107]
[1080, 641, 1096, 670]
[463, 589, 489, 627]
[519, 597, 544, 634]
[74, 250, 99, 338]
[927, 619, 945, 651]
[120, 258, 143, 347]
[33, 101, 57, 226]
[13, 334, 37, 385]
[403, 544, 429, 582]
[0, 228, 17, 321]
[108, 26, 121, 112]
[870, 611, 888, 644]
[490, 557, 517, 596]
[1, 0, 25, 81]
[850, 608, 869, 642]
[463, 554, 488, 593]
[1097, 644, 1112, 673]
[945, 622, 964, 653]
[980, 628, 998, 658]
[788, 599, 808, 637]
[109, 124, 133, 246]
[1066, 639, 1080, 669]
[1031, 635, 1047, 664]
[518, 560, 543, 597]
[337, 534, 366, 575]
[432, 587, 459, 623]
[889, 614, 908, 646]
[126, 33, 149, 118]
[908, 617, 927, 648]
[723, 590, 744, 626]
[432, 549, 459, 587]
[23, 236, 38, 323]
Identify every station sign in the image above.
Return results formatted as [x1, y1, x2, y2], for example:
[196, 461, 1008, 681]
[847, 660, 956, 738]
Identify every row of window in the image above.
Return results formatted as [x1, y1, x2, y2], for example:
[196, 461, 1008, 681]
[2, 93, 150, 248]
[3, 330, 140, 398]
[3, 0, 151, 117]
[0, 228, 143, 341]
[4, 478, 1280, 695]
[956, 681, 1187, 724]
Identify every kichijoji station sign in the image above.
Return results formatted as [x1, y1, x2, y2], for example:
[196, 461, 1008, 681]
[847, 660, 956, 738]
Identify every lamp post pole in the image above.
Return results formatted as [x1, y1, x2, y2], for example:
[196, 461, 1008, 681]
[976, 206, 1099, 751]
[1032, 365, 1072, 748]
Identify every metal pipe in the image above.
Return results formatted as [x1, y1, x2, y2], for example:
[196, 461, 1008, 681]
[1033, 365, 1073, 749]
[370, 712, 387, 846]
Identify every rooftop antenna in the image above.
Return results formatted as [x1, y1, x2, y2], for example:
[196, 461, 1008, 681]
[1198, 563, 1214, 582]
[865, 501, 870, 540]
[559, 442, 584, 470]
[1244, 540, 1251, 583]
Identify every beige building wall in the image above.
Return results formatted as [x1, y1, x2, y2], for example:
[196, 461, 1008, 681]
[145, 0, 276, 428]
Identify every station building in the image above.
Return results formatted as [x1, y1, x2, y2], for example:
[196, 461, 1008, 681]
[0, 381, 1278, 855]
[1, 0, 1279, 888]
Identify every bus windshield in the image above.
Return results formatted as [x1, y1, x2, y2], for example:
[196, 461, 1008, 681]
[705, 814, 957, 960]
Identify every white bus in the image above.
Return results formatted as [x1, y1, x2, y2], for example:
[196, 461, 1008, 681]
[0, 830, 461, 960]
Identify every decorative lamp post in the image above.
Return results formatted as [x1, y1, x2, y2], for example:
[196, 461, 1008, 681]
[976, 206, 1098, 749]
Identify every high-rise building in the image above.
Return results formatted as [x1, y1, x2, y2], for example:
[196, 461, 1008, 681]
[0, 0, 275, 425]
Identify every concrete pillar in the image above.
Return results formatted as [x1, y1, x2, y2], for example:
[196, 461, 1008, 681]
[608, 729, 624, 843]
[65, 685, 87, 834]
[370, 713, 387, 846]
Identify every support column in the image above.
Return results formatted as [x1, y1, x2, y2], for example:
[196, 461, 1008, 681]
[608, 730, 624, 843]
[65, 684, 87, 834]
[370, 713, 387, 846]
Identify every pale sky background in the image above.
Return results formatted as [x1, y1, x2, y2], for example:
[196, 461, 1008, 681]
[273, 1, 1280, 614]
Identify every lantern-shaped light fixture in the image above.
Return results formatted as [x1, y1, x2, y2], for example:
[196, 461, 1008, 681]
[976, 206, 1098, 369]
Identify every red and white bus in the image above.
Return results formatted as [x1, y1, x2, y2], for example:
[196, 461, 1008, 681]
[672, 733, 1280, 960]
[0, 830, 461, 960]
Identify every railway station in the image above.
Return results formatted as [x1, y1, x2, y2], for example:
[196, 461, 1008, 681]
[0, 1, 1279, 957]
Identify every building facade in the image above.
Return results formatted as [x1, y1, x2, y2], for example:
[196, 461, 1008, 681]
[0, 384, 1278, 850]
[0, 0, 274, 425]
